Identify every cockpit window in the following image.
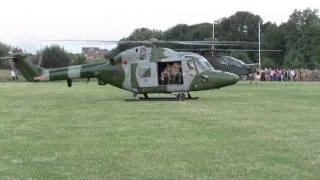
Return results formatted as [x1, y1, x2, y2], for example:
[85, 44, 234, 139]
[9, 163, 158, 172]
[203, 59, 214, 71]
[185, 55, 214, 71]
[221, 57, 229, 65]
[196, 57, 214, 71]
[226, 56, 245, 66]
[221, 56, 245, 67]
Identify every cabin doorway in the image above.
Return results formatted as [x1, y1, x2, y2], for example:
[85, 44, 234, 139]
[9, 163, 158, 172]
[158, 61, 184, 85]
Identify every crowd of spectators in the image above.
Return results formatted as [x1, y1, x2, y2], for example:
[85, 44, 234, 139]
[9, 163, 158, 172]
[254, 68, 320, 81]
[258, 68, 296, 81]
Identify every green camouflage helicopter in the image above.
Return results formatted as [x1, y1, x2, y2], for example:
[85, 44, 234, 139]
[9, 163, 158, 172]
[1, 40, 240, 100]
[174, 49, 259, 77]
[175, 47, 273, 77]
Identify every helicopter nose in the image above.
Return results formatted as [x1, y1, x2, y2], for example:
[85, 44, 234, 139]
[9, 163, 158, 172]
[206, 71, 239, 89]
[223, 72, 240, 86]
[190, 70, 239, 91]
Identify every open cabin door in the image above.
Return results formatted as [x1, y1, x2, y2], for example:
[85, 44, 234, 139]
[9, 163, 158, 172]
[131, 62, 158, 88]
[158, 61, 184, 86]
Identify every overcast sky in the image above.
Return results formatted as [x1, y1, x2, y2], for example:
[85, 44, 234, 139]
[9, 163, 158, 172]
[0, 0, 319, 52]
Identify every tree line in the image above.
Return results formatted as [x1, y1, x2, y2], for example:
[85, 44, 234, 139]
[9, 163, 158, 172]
[115, 8, 320, 69]
[0, 44, 88, 69]
[1, 8, 319, 69]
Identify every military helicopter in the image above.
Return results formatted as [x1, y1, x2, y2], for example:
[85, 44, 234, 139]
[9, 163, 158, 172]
[206, 55, 258, 77]
[175, 49, 259, 77]
[0, 40, 240, 101]
[174, 42, 281, 77]
[173, 46, 259, 77]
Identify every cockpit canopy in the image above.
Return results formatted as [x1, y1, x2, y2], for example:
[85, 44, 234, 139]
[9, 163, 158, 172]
[185, 55, 215, 72]
[221, 56, 246, 67]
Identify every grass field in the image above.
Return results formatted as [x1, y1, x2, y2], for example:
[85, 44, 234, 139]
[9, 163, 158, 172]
[1, 81, 320, 180]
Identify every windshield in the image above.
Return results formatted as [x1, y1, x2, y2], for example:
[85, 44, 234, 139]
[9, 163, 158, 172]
[196, 57, 215, 71]
[225, 56, 245, 66]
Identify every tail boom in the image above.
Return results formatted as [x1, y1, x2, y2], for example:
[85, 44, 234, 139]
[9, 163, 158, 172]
[33, 62, 106, 82]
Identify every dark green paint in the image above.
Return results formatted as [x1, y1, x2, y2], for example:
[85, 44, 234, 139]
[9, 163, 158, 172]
[190, 71, 239, 91]
[4, 46, 240, 99]
[130, 63, 139, 88]
[12, 55, 41, 81]
[138, 86, 167, 93]
[49, 68, 68, 80]
[98, 64, 125, 89]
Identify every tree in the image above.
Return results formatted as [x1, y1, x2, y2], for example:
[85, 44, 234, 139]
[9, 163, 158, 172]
[118, 28, 163, 51]
[283, 50, 304, 68]
[188, 23, 212, 40]
[108, 8, 320, 70]
[0, 42, 10, 57]
[261, 22, 285, 66]
[70, 53, 88, 65]
[104, 48, 120, 60]
[282, 8, 320, 69]
[218, 11, 262, 42]
[218, 11, 262, 61]
[261, 57, 276, 68]
[0, 42, 11, 68]
[163, 24, 189, 41]
[39, 45, 71, 68]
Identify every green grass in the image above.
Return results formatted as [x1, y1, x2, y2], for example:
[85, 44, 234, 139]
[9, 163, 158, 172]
[0, 81, 320, 180]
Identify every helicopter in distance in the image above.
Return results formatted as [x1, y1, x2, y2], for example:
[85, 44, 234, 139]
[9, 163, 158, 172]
[174, 46, 259, 77]
[175, 49, 259, 77]
[175, 41, 282, 77]
[0, 39, 240, 101]
[206, 55, 259, 77]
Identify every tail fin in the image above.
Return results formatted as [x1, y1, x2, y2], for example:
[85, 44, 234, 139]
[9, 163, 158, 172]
[0, 54, 42, 82]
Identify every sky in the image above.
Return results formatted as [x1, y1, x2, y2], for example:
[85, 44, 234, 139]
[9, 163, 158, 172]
[0, 0, 319, 53]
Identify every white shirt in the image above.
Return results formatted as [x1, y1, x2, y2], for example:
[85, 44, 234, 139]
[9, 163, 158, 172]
[10, 70, 16, 77]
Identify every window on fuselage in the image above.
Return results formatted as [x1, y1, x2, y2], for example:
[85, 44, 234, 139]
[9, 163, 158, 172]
[221, 57, 229, 65]
[158, 61, 183, 85]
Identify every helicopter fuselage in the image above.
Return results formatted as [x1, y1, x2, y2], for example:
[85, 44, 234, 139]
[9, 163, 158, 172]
[6, 46, 239, 95]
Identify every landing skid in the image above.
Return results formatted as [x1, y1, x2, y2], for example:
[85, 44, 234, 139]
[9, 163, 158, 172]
[124, 97, 199, 102]
[124, 92, 199, 101]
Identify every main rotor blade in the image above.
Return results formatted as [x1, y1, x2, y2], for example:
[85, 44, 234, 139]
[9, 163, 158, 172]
[174, 48, 283, 52]
[0, 57, 14, 61]
[166, 40, 259, 45]
[41, 40, 153, 44]
[41, 40, 258, 46]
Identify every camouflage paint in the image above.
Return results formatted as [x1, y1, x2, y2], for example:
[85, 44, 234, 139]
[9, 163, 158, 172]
[190, 70, 239, 91]
[99, 64, 125, 88]
[7, 46, 239, 96]
[12, 55, 41, 81]
[130, 63, 139, 89]
[138, 86, 168, 93]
